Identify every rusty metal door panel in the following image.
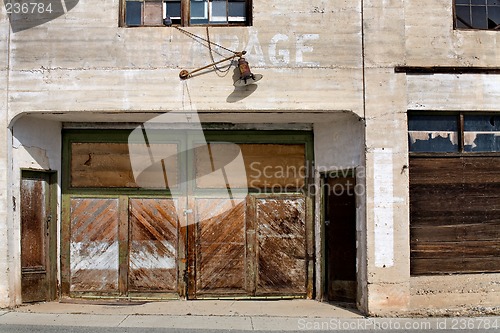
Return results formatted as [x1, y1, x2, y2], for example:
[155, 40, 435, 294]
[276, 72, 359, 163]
[255, 197, 307, 295]
[194, 198, 246, 296]
[70, 198, 119, 292]
[129, 198, 179, 292]
[21, 173, 50, 302]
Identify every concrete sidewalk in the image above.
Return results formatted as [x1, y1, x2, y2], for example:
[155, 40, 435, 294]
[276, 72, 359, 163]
[1, 301, 499, 331]
[0, 300, 362, 330]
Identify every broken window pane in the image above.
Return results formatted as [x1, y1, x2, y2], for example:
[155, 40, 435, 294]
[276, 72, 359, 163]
[489, 5, 500, 28]
[464, 115, 500, 152]
[408, 115, 459, 152]
[455, 1, 500, 29]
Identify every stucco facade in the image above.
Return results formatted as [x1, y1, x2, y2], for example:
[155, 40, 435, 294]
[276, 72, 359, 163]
[0, 0, 499, 315]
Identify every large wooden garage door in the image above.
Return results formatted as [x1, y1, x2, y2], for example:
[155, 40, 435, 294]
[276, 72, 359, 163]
[62, 130, 313, 299]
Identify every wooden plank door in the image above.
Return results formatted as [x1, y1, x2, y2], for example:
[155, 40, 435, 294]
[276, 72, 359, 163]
[192, 197, 247, 297]
[69, 198, 120, 294]
[254, 195, 307, 296]
[21, 171, 56, 303]
[128, 198, 180, 296]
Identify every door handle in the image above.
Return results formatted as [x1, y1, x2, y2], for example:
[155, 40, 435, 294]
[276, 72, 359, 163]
[46, 215, 52, 230]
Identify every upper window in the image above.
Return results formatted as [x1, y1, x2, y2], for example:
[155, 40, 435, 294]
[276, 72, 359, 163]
[408, 113, 500, 153]
[123, 0, 251, 27]
[455, 0, 500, 30]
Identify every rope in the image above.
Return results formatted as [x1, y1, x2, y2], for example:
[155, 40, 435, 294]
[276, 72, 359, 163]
[174, 26, 237, 55]
[174, 26, 236, 77]
[206, 27, 234, 76]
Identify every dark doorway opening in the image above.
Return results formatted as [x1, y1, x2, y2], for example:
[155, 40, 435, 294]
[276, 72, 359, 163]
[323, 172, 357, 303]
[21, 170, 57, 303]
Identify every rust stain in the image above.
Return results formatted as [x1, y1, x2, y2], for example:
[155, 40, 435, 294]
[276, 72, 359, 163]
[21, 179, 46, 269]
[256, 197, 307, 295]
[195, 198, 246, 295]
[129, 198, 178, 292]
[70, 198, 119, 292]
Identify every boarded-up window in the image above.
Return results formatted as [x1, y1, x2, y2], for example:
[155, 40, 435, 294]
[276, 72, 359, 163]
[195, 143, 306, 190]
[71, 142, 305, 191]
[408, 113, 500, 275]
[71, 143, 178, 189]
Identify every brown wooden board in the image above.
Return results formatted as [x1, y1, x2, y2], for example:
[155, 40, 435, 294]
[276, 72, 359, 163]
[410, 156, 500, 275]
[128, 198, 178, 292]
[255, 197, 307, 295]
[21, 178, 47, 269]
[70, 198, 119, 292]
[144, 1, 163, 26]
[71, 143, 178, 189]
[195, 144, 306, 190]
[194, 198, 246, 296]
[411, 257, 500, 275]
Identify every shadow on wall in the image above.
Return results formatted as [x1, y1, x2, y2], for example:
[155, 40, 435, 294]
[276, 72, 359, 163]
[11, 116, 62, 171]
[227, 67, 259, 103]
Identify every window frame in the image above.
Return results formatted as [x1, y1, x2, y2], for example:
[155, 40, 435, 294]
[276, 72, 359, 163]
[454, 0, 500, 31]
[120, 0, 252, 27]
[408, 111, 500, 157]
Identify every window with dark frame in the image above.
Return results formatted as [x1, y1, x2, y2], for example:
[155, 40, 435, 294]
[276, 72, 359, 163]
[455, 0, 500, 30]
[408, 113, 500, 153]
[123, 0, 251, 27]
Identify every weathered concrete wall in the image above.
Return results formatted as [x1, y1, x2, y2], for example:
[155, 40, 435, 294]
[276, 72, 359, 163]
[408, 74, 500, 111]
[405, 1, 500, 67]
[313, 113, 366, 305]
[411, 273, 500, 314]
[404, 2, 499, 312]
[362, 0, 410, 315]
[9, 117, 62, 304]
[7, 0, 363, 122]
[0, 5, 13, 309]
[1, 0, 498, 315]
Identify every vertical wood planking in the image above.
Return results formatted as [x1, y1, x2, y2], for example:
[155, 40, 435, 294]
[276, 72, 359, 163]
[20, 174, 50, 303]
[245, 195, 257, 295]
[118, 196, 129, 295]
[187, 197, 197, 299]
